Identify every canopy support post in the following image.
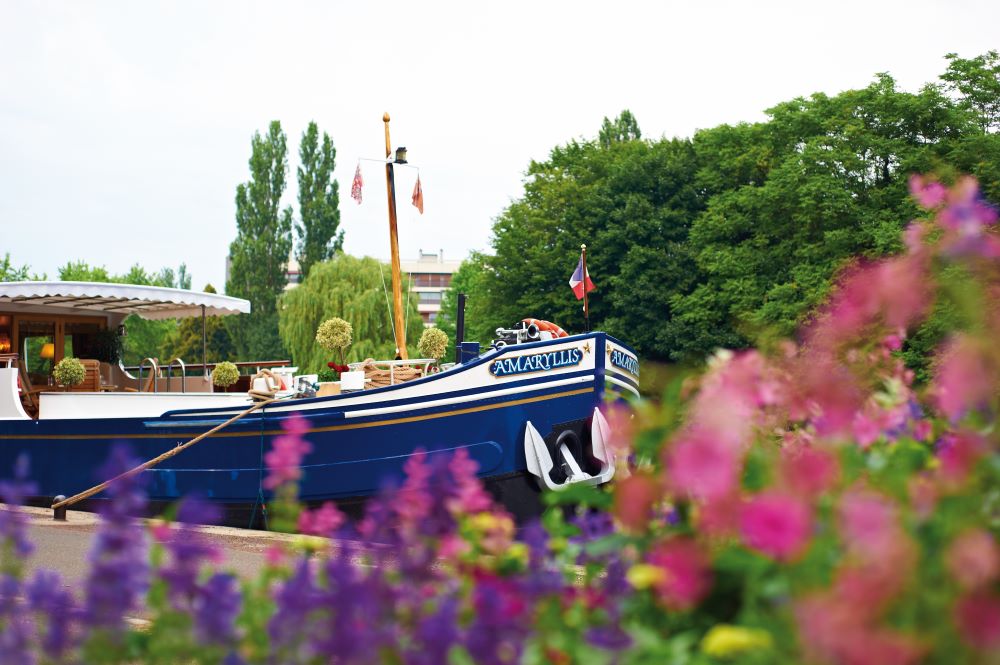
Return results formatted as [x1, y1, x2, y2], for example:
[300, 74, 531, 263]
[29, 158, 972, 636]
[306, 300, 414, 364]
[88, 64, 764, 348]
[201, 305, 208, 379]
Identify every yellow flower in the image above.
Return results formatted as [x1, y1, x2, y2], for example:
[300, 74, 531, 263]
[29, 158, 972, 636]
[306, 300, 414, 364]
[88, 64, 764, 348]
[701, 625, 773, 658]
[506, 542, 529, 566]
[626, 563, 667, 589]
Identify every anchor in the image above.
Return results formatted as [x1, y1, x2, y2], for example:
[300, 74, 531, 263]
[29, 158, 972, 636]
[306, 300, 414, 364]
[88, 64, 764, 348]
[524, 407, 616, 490]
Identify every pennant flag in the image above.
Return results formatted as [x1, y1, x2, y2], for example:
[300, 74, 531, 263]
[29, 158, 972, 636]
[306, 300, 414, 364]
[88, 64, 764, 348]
[569, 253, 596, 300]
[351, 163, 363, 205]
[411, 175, 424, 214]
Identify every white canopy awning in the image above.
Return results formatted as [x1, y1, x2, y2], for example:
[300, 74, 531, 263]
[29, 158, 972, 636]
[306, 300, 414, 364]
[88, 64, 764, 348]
[0, 281, 251, 320]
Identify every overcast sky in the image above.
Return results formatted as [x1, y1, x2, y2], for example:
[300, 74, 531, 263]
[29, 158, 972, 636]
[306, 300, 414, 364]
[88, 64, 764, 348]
[2, 1, 998, 292]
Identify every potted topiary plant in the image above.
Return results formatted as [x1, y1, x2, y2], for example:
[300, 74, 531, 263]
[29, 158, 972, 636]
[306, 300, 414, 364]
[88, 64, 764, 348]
[52, 357, 85, 390]
[316, 317, 357, 394]
[211, 361, 240, 392]
[417, 327, 449, 364]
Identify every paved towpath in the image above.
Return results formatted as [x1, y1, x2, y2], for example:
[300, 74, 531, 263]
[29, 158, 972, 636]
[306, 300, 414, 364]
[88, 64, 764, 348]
[8, 504, 300, 584]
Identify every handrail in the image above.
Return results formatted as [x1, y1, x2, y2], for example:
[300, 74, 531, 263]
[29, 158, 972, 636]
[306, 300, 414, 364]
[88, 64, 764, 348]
[122, 360, 291, 373]
[137, 357, 160, 394]
[164, 357, 187, 393]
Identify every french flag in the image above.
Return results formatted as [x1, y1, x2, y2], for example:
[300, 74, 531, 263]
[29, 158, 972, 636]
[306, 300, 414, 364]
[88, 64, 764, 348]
[569, 254, 596, 300]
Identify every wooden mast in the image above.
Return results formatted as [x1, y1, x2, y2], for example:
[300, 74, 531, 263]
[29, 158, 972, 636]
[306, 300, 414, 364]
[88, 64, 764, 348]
[383, 113, 408, 359]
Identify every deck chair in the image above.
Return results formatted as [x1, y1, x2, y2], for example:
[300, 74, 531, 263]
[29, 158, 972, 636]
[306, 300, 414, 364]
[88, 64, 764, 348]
[70, 359, 102, 392]
[16, 359, 46, 418]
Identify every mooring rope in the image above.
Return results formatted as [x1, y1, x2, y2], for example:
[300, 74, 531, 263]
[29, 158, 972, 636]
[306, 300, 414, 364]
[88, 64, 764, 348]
[52, 397, 277, 511]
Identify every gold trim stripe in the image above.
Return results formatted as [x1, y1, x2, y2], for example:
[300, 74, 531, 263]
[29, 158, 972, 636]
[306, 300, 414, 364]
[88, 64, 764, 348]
[1, 387, 595, 441]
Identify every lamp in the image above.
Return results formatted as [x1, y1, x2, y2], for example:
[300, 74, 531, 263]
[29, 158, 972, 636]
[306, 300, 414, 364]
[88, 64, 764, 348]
[117, 324, 127, 337]
[394, 147, 407, 164]
[0, 334, 9, 353]
[40, 343, 54, 359]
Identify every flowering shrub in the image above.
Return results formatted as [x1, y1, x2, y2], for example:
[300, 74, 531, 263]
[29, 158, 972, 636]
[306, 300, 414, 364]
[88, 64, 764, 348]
[1, 175, 999, 663]
[52, 357, 85, 387]
[211, 361, 240, 388]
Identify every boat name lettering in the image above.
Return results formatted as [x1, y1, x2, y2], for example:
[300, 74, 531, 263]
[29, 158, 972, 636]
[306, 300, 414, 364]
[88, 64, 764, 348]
[610, 349, 639, 377]
[490, 348, 583, 377]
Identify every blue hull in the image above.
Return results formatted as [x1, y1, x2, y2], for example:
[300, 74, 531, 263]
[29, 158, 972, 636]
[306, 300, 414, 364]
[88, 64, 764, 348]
[0, 333, 640, 508]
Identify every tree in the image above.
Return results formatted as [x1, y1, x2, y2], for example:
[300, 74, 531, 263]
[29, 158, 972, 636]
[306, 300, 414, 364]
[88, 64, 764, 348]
[435, 253, 494, 360]
[54, 260, 195, 365]
[227, 121, 295, 362]
[227, 121, 294, 316]
[159, 284, 234, 365]
[296, 122, 343, 279]
[941, 50, 1000, 132]
[0, 254, 42, 281]
[479, 62, 1000, 365]
[598, 109, 641, 148]
[278, 255, 424, 373]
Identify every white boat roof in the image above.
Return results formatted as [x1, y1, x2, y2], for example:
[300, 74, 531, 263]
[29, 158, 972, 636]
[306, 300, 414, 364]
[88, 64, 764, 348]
[0, 281, 251, 320]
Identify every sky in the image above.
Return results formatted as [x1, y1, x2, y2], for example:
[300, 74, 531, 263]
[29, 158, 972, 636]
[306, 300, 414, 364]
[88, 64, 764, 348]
[2, 1, 998, 292]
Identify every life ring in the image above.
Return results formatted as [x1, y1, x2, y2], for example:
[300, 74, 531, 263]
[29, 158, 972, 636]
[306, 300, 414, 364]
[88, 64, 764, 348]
[521, 318, 568, 338]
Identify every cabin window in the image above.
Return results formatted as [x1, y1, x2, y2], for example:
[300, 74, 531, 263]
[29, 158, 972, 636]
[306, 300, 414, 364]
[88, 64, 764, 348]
[0, 315, 11, 355]
[63, 321, 102, 360]
[18, 319, 57, 385]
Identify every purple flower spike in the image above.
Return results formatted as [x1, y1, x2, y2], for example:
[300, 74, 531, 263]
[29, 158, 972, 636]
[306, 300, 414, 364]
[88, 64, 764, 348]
[82, 444, 149, 634]
[0, 455, 37, 566]
[0, 573, 33, 665]
[157, 496, 223, 609]
[268, 557, 320, 655]
[193, 573, 241, 645]
[409, 596, 461, 665]
[26, 569, 78, 659]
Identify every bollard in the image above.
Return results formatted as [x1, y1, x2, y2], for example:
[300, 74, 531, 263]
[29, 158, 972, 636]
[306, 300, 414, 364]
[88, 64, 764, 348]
[52, 495, 67, 521]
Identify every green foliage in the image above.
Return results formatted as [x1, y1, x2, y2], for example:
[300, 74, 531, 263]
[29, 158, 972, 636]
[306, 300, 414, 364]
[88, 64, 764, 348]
[211, 360, 239, 387]
[940, 49, 1000, 132]
[226, 121, 295, 362]
[598, 109, 641, 148]
[473, 56, 1000, 367]
[277, 254, 424, 373]
[56, 260, 194, 366]
[91, 329, 123, 365]
[227, 120, 294, 318]
[158, 284, 235, 365]
[0, 253, 43, 281]
[436, 252, 494, 360]
[296, 121, 343, 279]
[417, 326, 448, 360]
[52, 356, 85, 386]
[315, 317, 352, 354]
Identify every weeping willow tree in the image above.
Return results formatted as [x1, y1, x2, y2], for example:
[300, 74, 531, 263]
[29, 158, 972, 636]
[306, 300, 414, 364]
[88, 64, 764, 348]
[278, 255, 425, 373]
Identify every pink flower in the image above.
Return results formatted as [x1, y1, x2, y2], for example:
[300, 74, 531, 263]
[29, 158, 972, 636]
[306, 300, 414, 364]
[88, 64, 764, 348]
[938, 431, 989, 487]
[297, 501, 345, 537]
[852, 412, 883, 448]
[933, 335, 997, 422]
[838, 489, 898, 559]
[909, 174, 947, 209]
[740, 492, 812, 561]
[613, 472, 659, 532]
[263, 415, 313, 490]
[446, 448, 493, 515]
[955, 593, 1000, 651]
[946, 529, 1000, 591]
[647, 538, 711, 610]
[665, 431, 740, 500]
[394, 450, 434, 530]
[780, 443, 839, 497]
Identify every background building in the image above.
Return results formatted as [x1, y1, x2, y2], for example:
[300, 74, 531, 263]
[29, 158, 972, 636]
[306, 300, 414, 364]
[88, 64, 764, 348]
[401, 250, 461, 325]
